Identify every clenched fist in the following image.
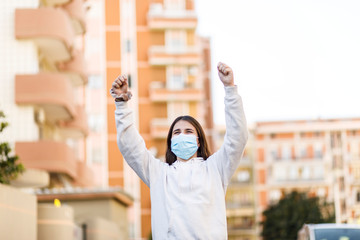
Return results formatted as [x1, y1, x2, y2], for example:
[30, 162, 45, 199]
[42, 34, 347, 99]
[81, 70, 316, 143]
[110, 74, 132, 102]
[217, 62, 234, 87]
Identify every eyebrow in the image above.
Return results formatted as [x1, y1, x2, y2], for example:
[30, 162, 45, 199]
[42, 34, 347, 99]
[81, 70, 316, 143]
[172, 128, 195, 133]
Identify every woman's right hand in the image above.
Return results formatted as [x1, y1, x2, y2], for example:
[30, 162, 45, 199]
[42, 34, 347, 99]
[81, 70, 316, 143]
[110, 74, 132, 101]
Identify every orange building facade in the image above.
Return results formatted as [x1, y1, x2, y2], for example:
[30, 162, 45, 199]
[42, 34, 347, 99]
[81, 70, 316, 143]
[104, 0, 214, 238]
[253, 118, 360, 236]
[2, 0, 94, 189]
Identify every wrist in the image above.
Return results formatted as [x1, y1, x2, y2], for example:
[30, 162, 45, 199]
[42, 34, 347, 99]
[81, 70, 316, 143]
[224, 82, 235, 87]
[114, 92, 132, 102]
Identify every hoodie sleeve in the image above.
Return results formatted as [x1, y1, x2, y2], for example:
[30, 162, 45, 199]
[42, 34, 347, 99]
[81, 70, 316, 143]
[114, 101, 163, 187]
[209, 85, 248, 187]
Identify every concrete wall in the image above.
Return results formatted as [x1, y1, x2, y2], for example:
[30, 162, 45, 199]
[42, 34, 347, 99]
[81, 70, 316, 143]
[0, 184, 37, 240]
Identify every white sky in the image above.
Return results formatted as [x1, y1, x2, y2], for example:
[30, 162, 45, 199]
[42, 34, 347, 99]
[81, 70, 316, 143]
[194, 0, 360, 125]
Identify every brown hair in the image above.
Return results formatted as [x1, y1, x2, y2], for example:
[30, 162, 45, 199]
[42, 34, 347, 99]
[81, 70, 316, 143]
[165, 115, 211, 165]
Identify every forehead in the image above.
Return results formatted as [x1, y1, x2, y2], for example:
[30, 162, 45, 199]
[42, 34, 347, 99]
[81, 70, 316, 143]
[173, 120, 196, 131]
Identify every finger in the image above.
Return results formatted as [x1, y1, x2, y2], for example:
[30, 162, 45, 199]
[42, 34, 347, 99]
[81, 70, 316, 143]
[220, 66, 226, 73]
[223, 67, 230, 75]
[120, 74, 127, 83]
[114, 79, 122, 88]
[112, 81, 120, 89]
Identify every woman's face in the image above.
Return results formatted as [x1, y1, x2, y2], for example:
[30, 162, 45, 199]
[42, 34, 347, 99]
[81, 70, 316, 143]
[171, 120, 199, 140]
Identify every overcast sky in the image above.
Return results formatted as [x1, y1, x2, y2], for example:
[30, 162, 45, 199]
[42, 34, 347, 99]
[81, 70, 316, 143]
[194, 0, 360, 125]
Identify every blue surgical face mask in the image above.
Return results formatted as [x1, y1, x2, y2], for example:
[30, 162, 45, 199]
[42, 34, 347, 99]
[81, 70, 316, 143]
[171, 133, 199, 160]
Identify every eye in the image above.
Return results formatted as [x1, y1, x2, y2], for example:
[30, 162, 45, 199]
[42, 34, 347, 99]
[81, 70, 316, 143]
[173, 130, 180, 135]
[185, 129, 194, 134]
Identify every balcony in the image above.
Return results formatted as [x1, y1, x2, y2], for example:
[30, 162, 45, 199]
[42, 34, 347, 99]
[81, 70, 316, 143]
[148, 4, 197, 30]
[75, 161, 95, 187]
[41, 0, 71, 6]
[58, 51, 88, 86]
[15, 141, 78, 179]
[150, 118, 171, 139]
[59, 105, 89, 138]
[15, 8, 75, 63]
[62, 0, 86, 34]
[148, 45, 201, 66]
[15, 73, 76, 122]
[149, 81, 203, 102]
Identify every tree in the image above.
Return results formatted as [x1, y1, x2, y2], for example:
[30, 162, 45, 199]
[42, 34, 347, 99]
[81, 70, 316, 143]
[0, 111, 25, 184]
[261, 191, 335, 240]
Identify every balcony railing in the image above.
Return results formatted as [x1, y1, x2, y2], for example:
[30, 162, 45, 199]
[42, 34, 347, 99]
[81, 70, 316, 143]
[150, 118, 171, 139]
[148, 45, 201, 66]
[148, 4, 197, 29]
[15, 73, 76, 122]
[15, 8, 75, 63]
[58, 51, 88, 86]
[41, 0, 71, 6]
[149, 81, 203, 102]
[62, 0, 86, 34]
[16, 141, 78, 179]
[59, 105, 89, 138]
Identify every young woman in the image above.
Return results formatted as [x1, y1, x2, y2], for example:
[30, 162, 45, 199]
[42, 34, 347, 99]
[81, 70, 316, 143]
[110, 62, 248, 239]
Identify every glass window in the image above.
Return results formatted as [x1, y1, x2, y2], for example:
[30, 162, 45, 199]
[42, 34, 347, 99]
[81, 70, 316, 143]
[299, 145, 307, 158]
[281, 145, 292, 160]
[274, 165, 286, 181]
[356, 191, 360, 203]
[166, 30, 186, 51]
[269, 190, 281, 203]
[167, 66, 186, 89]
[289, 166, 298, 180]
[314, 143, 323, 158]
[302, 166, 310, 179]
[315, 228, 360, 240]
[313, 165, 324, 180]
[88, 75, 103, 89]
[236, 170, 250, 183]
[164, 0, 185, 11]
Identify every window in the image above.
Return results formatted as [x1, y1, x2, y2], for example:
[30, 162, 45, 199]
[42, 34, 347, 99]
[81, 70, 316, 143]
[167, 66, 186, 89]
[314, 143, 323, 158]
[269, 190, 281, 203]
[350, 142, 360, 158]
[313, 165, 324, 180]
[270, 146, 279, 160]
[302, 166, 310, 179]
[289, 166, 298, 180]
[88, 75, 103, 89]
[299, 144, 307, 158]
[164, 0, 185, 11]
[281, 145, 292, 160]
[273, 165, 286, 181]
[353, 167, 360, 180]
[166, 30, 186, 52]
[356, 191, 360, 203]
[88, 114, 105, 132]
[236, 170, 250, 183]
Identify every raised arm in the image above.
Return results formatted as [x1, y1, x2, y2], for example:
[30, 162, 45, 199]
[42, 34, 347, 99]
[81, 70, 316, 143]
[210, 63, 248, 186]
[111, 75, 163, 187]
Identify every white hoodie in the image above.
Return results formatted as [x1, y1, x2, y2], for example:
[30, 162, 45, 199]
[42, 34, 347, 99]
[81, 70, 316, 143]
[115, 86, 248, 239]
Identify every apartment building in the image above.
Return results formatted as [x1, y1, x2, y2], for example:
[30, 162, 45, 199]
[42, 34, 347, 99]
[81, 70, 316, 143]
[0, 0, 133, 239]
[214, 125, 257, 240]
[253, 118, 360, 236]
[3, 0, 91, 190]
[105, 0, 214, 238]
[226, 145, 257, 240]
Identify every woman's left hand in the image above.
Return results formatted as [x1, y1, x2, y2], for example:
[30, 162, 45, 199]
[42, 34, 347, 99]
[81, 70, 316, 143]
[217, 62, 235, 87]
